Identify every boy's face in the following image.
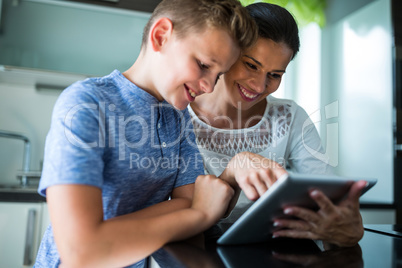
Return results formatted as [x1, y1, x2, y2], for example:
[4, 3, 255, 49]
[154, 27, 240, 110]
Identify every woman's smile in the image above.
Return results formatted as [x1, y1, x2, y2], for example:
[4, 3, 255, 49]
[237, 83, 260, 101]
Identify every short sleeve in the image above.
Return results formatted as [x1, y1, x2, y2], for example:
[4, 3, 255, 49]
[38, 83, 105, 196]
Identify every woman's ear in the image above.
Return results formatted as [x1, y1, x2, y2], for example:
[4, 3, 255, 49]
[149, 17, 173, 52]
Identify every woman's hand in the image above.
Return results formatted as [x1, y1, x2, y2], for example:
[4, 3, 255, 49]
[272, 180, 368, 247]
[222, 152, 287, 201]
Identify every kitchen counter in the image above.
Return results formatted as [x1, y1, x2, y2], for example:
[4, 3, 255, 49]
[0, 185, 45, 202]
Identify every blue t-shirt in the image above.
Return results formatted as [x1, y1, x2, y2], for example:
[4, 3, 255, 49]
[35, 70, 204, 267]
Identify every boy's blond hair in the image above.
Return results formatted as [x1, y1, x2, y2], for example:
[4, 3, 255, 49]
[142, 0, 257, 51]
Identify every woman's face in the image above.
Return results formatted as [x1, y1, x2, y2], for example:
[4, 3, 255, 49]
[219, 38, 294, 111]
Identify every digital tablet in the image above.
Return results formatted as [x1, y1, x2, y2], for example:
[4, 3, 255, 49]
[217, 173, 377, 245]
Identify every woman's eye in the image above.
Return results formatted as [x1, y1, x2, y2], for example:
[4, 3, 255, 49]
[246, 62, 257, 70]
[268, 73, 281, 79]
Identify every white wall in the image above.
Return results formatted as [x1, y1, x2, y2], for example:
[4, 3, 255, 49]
[321, 0, 393, 204]
[278, 0, 394, 206]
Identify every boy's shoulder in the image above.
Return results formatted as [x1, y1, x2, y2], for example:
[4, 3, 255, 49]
[57, 70, 153, 109]
[56, 70, 118, 104]
[63, 70, 122, 97]
[56, 70, 192, 121]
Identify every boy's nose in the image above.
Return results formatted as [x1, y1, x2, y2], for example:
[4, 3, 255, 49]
[200, 79, 214, 94]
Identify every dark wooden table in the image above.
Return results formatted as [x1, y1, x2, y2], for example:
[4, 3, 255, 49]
[150, 224, 402, 268]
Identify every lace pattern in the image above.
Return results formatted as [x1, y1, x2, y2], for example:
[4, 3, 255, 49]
[191, 103, 293, 157]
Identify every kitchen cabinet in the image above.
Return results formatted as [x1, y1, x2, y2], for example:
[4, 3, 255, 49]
[66, 0, 161, 13]
[0, 0, 150, 77]
[0, 202, 50, 268]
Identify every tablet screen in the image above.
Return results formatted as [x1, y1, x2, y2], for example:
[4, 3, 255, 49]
[217, 173, 377, 245]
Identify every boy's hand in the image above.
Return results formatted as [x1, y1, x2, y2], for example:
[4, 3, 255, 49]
[222, 152, 287, 201]
[191, 175, 234, 226]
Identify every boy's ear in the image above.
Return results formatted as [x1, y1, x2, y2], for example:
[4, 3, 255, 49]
[150, 17, 173, 52]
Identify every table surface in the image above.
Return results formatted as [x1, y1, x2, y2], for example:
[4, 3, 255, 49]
[151, 224, 402, 268]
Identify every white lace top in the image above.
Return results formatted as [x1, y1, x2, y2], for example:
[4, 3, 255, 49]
[188, 95, 334, 222]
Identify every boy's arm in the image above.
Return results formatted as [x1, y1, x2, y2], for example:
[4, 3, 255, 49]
[48, 176, 232, 268]
[114, 184, 195, 221]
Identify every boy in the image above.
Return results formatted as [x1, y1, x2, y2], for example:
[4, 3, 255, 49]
[34, 0, 257, 267]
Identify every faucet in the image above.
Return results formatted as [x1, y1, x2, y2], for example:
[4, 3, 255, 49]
[0, 130, 31, 186]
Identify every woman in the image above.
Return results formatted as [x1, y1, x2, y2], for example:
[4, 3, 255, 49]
[189, 3, 367, 247]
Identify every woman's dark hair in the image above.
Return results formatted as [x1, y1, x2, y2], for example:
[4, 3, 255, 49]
[246, 3, 300, 60]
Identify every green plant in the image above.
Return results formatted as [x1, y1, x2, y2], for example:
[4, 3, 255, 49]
[239, 0, 327, 28]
